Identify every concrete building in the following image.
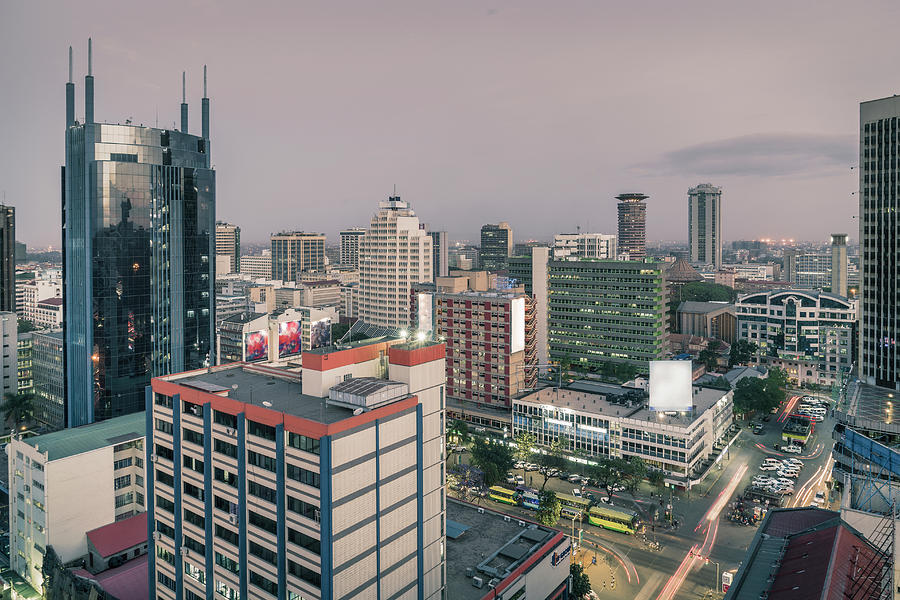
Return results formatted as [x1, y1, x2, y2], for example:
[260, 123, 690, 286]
[736, 290, 856, 386]
[0, 205, 15, 313]
[216, 293, 250, 325]
[428, 230, 449, 280]
[615, 193, 649, 259]
[358, 196, 433, 328]
[831, 233, 849, 298]
[33, 297, 63, 328]
[507, 247, 550, 370]
[688, 183, 723, 268]
[548, 260, 667, 368]
[17, 331, 33, 397]
[7, 412, 146, 590]
[513, 378, 733, 486]
[147, 339, 447, 600]
[32, 329, 65, 429]
[341, 283, 359, 322]
[552, 232, 616, 261]
[21, 278, 61, 323]
[271, 232, 326, 281]
[216, 222, 241, 274]
[339, 227, 366, 269]
[0, 312, 17, 400]
[240, 253, 273, 279]
[480, 222, 513, 271]
[217, 306, 339, 364]
[677, 301, 737, 343]
[784, 249, 832, 290]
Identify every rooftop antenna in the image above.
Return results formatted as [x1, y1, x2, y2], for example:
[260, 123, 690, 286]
[68, 46, 73, 83]
[66, 46, 75, 127]
[201, 64, 210, 141]
[180, 71, 188, 133]
[84, 38, 94, 124]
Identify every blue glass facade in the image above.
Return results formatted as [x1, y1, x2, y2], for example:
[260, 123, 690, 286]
[65, 119, 215, 426]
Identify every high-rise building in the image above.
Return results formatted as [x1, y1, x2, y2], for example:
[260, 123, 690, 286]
[688, 183, 722, 267]
[32, 329, 65, 429]
[552, 232, 617, 261]
[271, 232, 326, 281]
[215, 222, 241, 273]
[548, 260, 667, 366]
[508, 247, 550, 369]
[147, 340, 447, 600]
[479, 222, 513, 271]
[240, 253, 273, 279]
[0, 312, 17, 400]
[831, 233, 849, 297]
[859, 96, 900, 389]
[0, 205, 15, 312]
[63, 43, 215, 426]
[17, 331, 33, 397]
[428, 230, 449, 279]
[358, 196, 432, 328]
[339, 227, 366, 268]
[615, 193, 649, 259]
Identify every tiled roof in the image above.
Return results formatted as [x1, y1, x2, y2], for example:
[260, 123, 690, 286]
[86, 512, 148, 558]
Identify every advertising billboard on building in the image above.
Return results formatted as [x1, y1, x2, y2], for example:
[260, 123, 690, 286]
[417, 293, 433, 334]
[244, 330, 269, 362]
[310, 318, 332, 350]
[511, 297, 525, 353]
[649, 360, 693, 412]
[278, 320, 301, 357]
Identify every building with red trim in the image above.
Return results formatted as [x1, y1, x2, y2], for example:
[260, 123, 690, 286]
[148, 338, 447, 600]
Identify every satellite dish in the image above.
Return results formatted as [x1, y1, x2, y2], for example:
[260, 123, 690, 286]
[262, 401, 272, 408]
[353, 408, 364, 416]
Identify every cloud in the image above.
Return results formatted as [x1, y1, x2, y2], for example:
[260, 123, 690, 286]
[632, 133, 856, 177]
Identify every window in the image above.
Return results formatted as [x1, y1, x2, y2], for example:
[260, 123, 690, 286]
[113, 457, 133, 470]
[249, 540, 277, 565]
[31, 461, 43, 472]
[114, 475, 131, 490]
[184, 508, 205, 529]
[247, 420, 276, 441]
[156, 545, 175, 565]
[155, 393, 173, 408]
[185, 590, 204, 600]
[287, 496, 319, 522]
[156, 520, 175, 539]
[115, 492, 133, 508]
[215, 580, 240, 600]
[157, 571, 176, 591]
[214, 467, 237, 487]
[183, 428, 204, 447]
[248, 510, 277, 535]
[184, 534, 205, 555]
[248, 480, 277, 504]
[214, 494, 239, 516]
[215, 524, 239, 546]
[156, 496, 175, 514]
[214, 438, 237, 458]
[155, 444, 174, 461]
[215, 551, 240, 575]
[155, 419, 173, 435]
[287, 433, 320, 455]
[184, 561, 205, 583]
[288, 528, 321, 555]
[286, 464, 319, 488]
[156, 470, 174, 487]
[250, 570, 278, 596]
[184, 481, 204, 501]
[247, 450, 277, 473]
[288, 560, 321, 588]
[213, 410, 237, 429]
[183, 455, 204, 474]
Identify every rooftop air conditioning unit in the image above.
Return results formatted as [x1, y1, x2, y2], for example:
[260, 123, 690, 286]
[180, 547, 189, 556]
[518, 520, 526, 527]
[472, 577, 484, 589]
[503, 515, 511, 522]
[477, 507, 484, 514]
[465, 568, 474, 578]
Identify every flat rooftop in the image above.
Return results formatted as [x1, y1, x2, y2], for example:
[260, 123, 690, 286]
[628, 385, 730, 426]
[23, 411, 144, 461]
[446, 500, 559, 600]
[842, 380, 899, 429]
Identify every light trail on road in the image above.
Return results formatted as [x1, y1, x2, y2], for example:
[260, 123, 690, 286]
[793, 455, 834, 507]
[778, 395, 800, 423]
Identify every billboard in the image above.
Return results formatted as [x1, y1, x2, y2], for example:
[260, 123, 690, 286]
[510, 297, 525, 353]
[244, 330, 269, 362]
[649, 360, 693, 412]
[417, 293, 433, 335]
[278, 320, 302, 358]
[310, 318, 332, 350]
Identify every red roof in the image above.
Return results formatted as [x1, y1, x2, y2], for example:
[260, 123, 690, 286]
[38, 297, 63, 306]
[86, 512, 148, 558]
[72, 553, 148, 600]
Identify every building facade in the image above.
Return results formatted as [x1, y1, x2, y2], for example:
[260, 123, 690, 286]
[32, 330, 65, 429]
[217, 306, 338, 364]
[831, 233, 849, 298]
[479, 222, 513, 271]
[615, 193, 648, 259]
[688, 183, 722, 268]
[736, 290, 857, 386]
[784, 250, 832, 290]
[357, 196, 432, 328]
[147, 340, 447, 600]
[64, 51, 215, 426]
[21, 279, 62, 323]
[548, 260, 667, 367]
[339, 228, 366, 269]
[17, 332, 33, 397]
[34, 297, 64, 328]
[0, 312, 17, 400]
[428, 230, 449, 280]
[507, 247, 550, 369]
[552, 232, 616, 261]
[271, 232, 326, 281]
[240, 254, 273, 279]
[8, 412, 146, 590]
[0, 205, 15, 313]
[215, 222, 241, 274]
[677, 301, 737, 343]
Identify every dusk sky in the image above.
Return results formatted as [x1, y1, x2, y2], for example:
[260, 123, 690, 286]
[1, 0, 895, 248]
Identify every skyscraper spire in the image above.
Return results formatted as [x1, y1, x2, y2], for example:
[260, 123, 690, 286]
[180, 71, 188, 132]
[66, 46, 75, 127]
[201, 64, 209, 140]
[84, 38, 94, 124]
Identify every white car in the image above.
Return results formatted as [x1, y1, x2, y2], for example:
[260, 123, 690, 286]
[760, 463, 780, 471]
[775, 477, 795, 487]
[777, 471, 799, 480]
[782, 460, 802, 470]
[782, 445, 803, 454]
[753, 477, 775, 487]
[572, 488, 582, 498]
[506, 474, 516, 484]
[515, 475, 525, 485]
[813, 491, 826, 505]
[568, 474, 582, 483]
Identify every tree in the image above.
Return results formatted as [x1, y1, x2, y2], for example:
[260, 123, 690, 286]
[763, 367, 789, 408]
[469, 438, 515, 487]
[17, 319, 36, 333]
[622, 457, 648, 495]
[534, 438, 569, 492]
[590, 458, 626, 499]
[2, 392, 34, 429]
[536, 490, 561, 526]
[733, 370, 785, 417]
[679, 281, 737, 303]
[447, 419, 471, 446]
[706, 376, 732, 391]
[570, 563, 592, 599]
[729, 339, 758, 367]
[513, 431, 536, 463]
[330, 321, 351, 341]
[448, 464, 484, 501]
[648, 469, 666, 496]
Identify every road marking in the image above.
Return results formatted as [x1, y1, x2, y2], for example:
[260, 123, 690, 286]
[634, 572, 665, 600]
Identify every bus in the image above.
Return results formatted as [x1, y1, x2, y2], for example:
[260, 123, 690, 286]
[520, 491, 540, 510]
[556, 492, 590, 520]
[588, 506, 642, 535]
[489, 486, 517, 505]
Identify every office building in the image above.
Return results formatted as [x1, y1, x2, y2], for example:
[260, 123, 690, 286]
[831, 233, 849, 297]
[240, 253, 273, 279]
[552, 232, 616, 261]
[21, 278, 62, 323]
[17, 331, 33, 397]
[147, 339, 447, 600]
[0, 205, 15, 313]
[507, 247, 550, 369]
[8, 412, 146, 590]
[358, 195, 432, 328]
[339, 227, 366, 268]
[688, 183, 723, 267]
[15, 241, 25, 263]
[860, 95, 900, 389]
[428, 230, 449, 279]
[63, 45, 215, 426]
[216, 306, 338, 364]
[615, 193, 649, 259]
[216, 222, 241, 274]
[784, 249, 832, 289]
[479, 222, 513, 271]
[215, 293, 250, 325]
[548, 260, 667, 367]
[0, 312, 17, 400]
[32, 329, 65, 429]
[34, 297, 64, 328]
[271, 232, 326, 281]
[736, 290, 856, 386]
[676, 301, 737, 343]
[341, 283, 359, 321]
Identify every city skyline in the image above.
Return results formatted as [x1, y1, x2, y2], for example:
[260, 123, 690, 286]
[2, 1, 891, 247]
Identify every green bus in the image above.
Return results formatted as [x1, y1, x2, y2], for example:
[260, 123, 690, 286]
[489, 486, 517, 505]
[556, 493, 591, 520]
[588, 506, 642, 535]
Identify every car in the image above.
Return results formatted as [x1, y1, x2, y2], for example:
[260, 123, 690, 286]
[600, 496, 614, 505]
[777, 471, 799, 480]
[558, 472, 571, 480]
[569, 474, 582, 483]
[760, 463, 780, 471]
[753, 476, 775, 486]
[610, 484, 625, 492]
[514, 461, 524, 470]
[762, 414, 772, 422]
[783, 459, 803, 468]
[770, 486, 794, 496]
[474, 426, 487, 433]
[775, 477, 795, 486]
[548, 468, 560, 477]
[814, 491, 826, 505]
[515, 475, 525, 485]
[506, 474, 516, 484]
[783, 445, 803, 454]
[753, 426, 765, 435]
[524, 463, 539, 472]
[572, 488, 582, 498]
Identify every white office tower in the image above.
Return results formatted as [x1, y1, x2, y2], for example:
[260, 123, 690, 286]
[688, 183, 723, 268]
[358, 196, 433, 328]
[552, 232, 616, 260]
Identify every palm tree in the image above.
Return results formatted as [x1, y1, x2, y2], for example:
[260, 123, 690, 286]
[2, 392, 34, 429]
[447, 419, 471, 446]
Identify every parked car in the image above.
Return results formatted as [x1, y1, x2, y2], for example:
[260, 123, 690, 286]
[783, 445, 803, 454]
[558, 472, 571, 480]
[515, 475, 525, 485]
[774, 478, 795, 487]
[760, 463, 780, 471]
[814, 491, 826, 505]
[753, 476, 775, 486]
[506, 474, 516, 484]
[572, 488, 582, 498]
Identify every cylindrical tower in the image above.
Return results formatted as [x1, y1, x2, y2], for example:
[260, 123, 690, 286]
[615, 193, 649, 259]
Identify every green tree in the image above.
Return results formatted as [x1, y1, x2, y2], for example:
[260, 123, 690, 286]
[536, 490, 561, 526]
[331, 321, 351, 341]
[570, 563, 592, 599]
[729, 339, 758, 367]
[679, 281, 737, 303]
[698, 340, 721, 372]
[2, 392, 34, 429]
[763, 367, 789, 408]
[447, 419, 471, 446]
[513, 431, 536, 463]
[534, 439, 569, 492]
[469, 438, 515, 487]
[622, 457, 648, 495]
[733, 371, 785, 417]
[590, 458, 626, 499]
[648, 469, 666, 495]
[17, 319, 36, 333]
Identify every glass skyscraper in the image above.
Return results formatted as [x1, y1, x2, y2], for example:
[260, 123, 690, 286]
[63, 42, 215, 426]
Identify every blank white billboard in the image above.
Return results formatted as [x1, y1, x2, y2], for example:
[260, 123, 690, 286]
[417, 293, 433, 334]
[649, 360, 693, 412]
[510, 297, 525, 353]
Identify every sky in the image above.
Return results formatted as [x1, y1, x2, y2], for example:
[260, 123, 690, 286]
[1, 0, 896, 248]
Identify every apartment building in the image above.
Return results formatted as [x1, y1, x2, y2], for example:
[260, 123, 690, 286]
[20, 279, 61, 323]
[33, 297, 63, 328]
[216, 222, 241, 274]
[339, 228, 366, 268]
[240, 254, 273, 280]
[8, 412, 146, 590]
[552, 232, 616, 261]
[32, 329, 65, 429]
[0, 312, 17, 399]
[271, 232, 327, 281]
[147, 339, 447, 600]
